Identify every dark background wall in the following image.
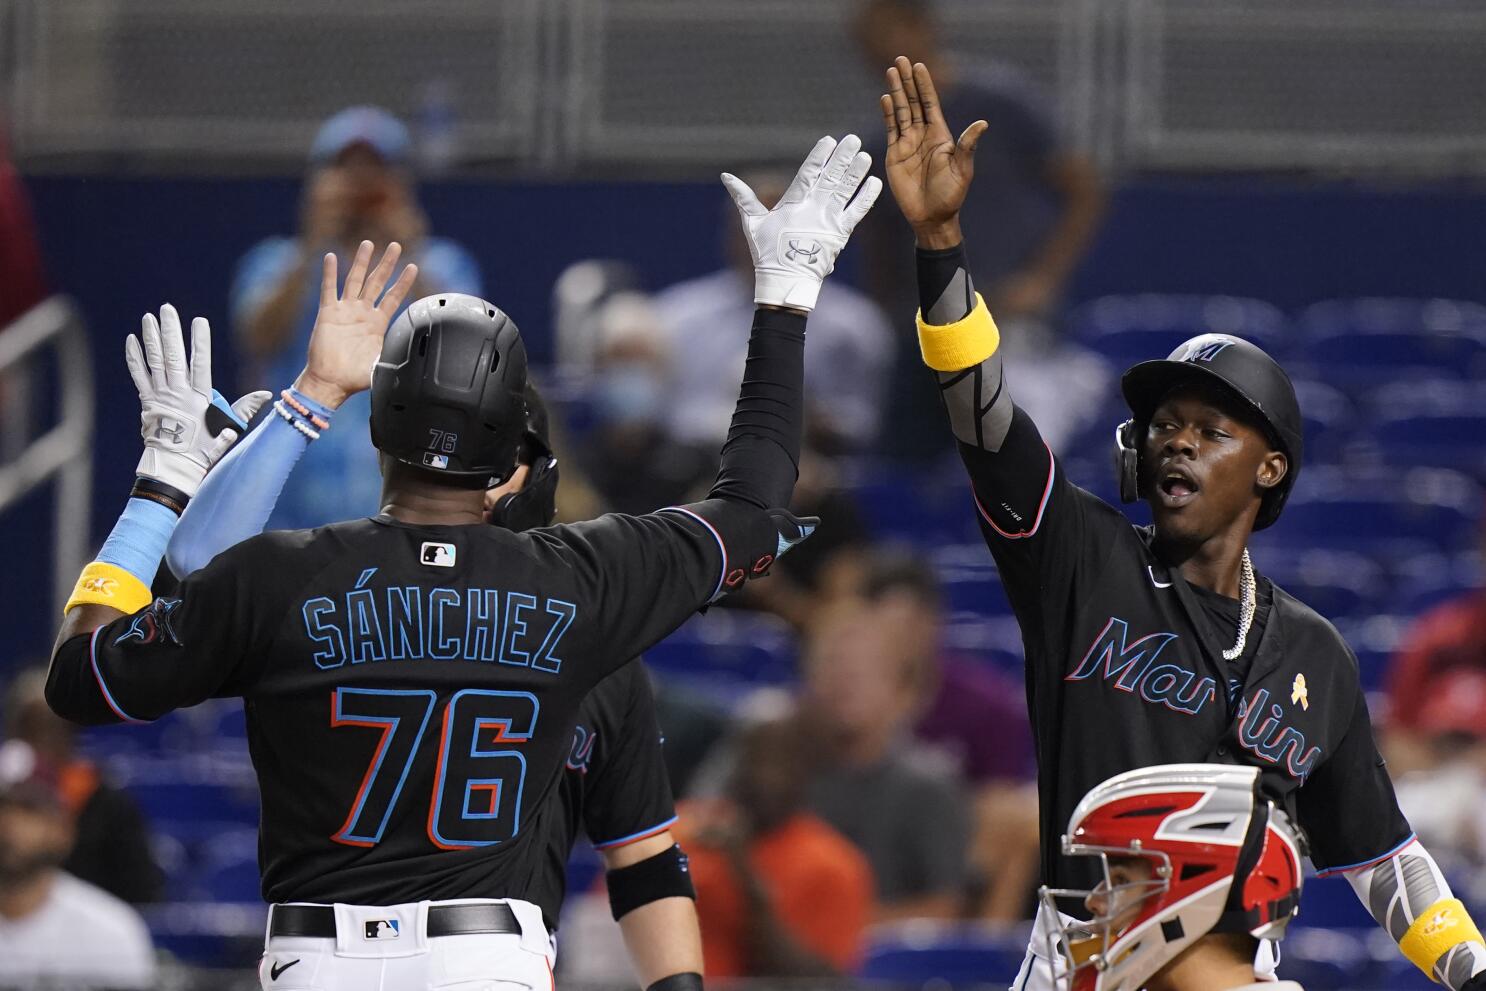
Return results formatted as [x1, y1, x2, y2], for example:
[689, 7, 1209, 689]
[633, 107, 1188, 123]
[6, 174, 1486, 662]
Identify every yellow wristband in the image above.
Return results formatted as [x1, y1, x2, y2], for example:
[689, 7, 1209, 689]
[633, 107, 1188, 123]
[1399, 898, 1484, 979]
[916, 293, 1000, 372]
[64, 562, 154, 617]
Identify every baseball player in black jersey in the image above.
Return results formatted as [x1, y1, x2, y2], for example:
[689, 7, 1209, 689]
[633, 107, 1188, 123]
[45, 134, 882, 990]
[879, 57, 1486, 991]
[161, 378, 701, 986]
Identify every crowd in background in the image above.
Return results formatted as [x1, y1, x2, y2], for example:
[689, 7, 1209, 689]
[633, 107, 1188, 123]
[1, 0, 1485, 986]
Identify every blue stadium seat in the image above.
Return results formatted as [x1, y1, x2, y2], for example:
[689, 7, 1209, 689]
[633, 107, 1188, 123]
[859, 924, 1029, 985]
[117, 755, 261, 825]
[1365, 379, 1486, 418]
[1269, 468, 1479, 559]
[1069, 294, 1290, 366]
[198, 853, 262, 904]
[1291, 379, 1360, 467]
[934, 545, 1011, 618]
[143, 901, 266, 968]
[1297, 876, 1375, 928]
[1294, 298, 1486, 394]
[1276, 927, 1377, 989]
[1254, 548, 1387, 620]
[640, 612, 797, 688]
[847, 469, 978, 547]
[1369, 414, 1486, 478]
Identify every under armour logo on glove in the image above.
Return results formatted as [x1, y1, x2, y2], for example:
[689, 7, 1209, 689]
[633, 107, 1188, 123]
[784, 239, 823, 264]
[127, 304, 270, 497]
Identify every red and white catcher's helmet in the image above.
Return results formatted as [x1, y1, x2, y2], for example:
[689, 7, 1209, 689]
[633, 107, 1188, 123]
[1042, 763, 1305, 991]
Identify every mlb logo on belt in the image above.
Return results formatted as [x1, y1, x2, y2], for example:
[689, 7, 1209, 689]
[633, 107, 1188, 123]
[423, 452, 450, 469]
[364, 919, 400, 940]
[421, 542, 456, 568]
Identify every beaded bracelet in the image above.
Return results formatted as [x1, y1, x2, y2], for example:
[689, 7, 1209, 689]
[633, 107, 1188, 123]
[280, 389, 331, 431]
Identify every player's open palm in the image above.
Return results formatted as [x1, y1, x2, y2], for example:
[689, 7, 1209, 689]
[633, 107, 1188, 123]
[299, 240, 418, 408]
[881, 57, 987, 230]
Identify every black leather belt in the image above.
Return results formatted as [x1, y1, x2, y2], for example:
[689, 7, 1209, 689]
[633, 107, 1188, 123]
[270, 902, 521, 939]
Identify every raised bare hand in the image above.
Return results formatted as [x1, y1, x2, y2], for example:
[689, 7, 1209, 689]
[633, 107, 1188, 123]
[295, 240, 418, 409]
[881, 57, 987, 246]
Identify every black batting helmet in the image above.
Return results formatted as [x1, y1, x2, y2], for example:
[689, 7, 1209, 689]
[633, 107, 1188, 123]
[1115, 334, 1303, 530]
[370, 293, 528, 487]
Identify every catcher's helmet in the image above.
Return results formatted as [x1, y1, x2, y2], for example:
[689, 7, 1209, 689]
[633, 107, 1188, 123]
[370, 293, 528, 487]
[1115, 334, 1303, 530]
[1042, 763, 1305, 991]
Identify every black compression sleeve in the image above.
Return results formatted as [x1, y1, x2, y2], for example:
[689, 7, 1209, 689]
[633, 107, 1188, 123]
[917, 242, 975, 323]
[707, 307, 805, 510]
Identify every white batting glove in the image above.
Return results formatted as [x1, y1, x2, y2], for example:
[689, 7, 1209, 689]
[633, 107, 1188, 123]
[722, 134, 882, 312]
[125, 304, 271, 497]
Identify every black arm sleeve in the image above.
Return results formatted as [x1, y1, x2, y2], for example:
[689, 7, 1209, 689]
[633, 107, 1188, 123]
[918, 243, 976, 322]
[708, 307, 805, 510]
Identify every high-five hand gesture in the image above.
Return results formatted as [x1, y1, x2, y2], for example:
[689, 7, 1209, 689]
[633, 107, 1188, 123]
[722, 134, 882, 313]
[296, 240, 418, 409]
[881, 57, 987, 248]
[126, 305, 272, 497]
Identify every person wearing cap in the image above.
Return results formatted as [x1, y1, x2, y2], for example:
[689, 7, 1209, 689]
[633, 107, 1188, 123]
[230, 105, 482, 531]
[879, 57, 1486, 991]
[0, 740, 156, 989]
[3, 668, 162, 904]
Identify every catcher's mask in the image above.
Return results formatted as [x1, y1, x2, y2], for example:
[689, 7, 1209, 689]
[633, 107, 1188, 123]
[1042, 763, 1304, 991]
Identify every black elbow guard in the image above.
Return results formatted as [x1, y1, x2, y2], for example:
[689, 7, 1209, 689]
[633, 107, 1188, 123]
[607, 843, 695, 920]
[646, 973, 703, 991]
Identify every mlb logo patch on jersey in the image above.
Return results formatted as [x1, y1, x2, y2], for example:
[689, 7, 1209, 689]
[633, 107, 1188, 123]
[421, 542, 456, 568]
[423, 452, 450, 469]
[364, 919, 400, 940]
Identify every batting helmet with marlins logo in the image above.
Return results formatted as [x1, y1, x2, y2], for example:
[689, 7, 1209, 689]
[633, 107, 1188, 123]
[1115, 334, 1304, 530]
[370, 293, 529, 486]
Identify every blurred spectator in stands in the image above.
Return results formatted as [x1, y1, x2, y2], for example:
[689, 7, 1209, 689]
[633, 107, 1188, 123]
[677, 718, 873, 978]
[1389, 670, 1486, 884]
[0, 128, 48, 328]
[1384, 519, 1486, 777]
[0, 740, 155, 989]
[4, 669, 162, 904]
[731, 444, 872, 632]
[854, 553, 1040, 920]
[231, 106, 482, 530]
[853, 0, 1107, 459]
[652, 679, 730, 799]
[576, 292, 714, 515]
[654, 172, 893, 453]
[799, 599, 971, 919]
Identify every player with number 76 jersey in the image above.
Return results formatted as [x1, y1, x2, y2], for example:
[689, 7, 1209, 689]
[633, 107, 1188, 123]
[45, 134, 881, 991]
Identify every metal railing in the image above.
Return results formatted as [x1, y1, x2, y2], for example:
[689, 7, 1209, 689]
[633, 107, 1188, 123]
[6, 0, 1486, 176]
[0, 296, 93, 616]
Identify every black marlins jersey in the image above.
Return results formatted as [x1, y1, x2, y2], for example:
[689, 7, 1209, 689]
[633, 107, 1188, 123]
[961, 407, 1412, 896]
[58, 502, 773, 905]
[525, 661, 674, 927]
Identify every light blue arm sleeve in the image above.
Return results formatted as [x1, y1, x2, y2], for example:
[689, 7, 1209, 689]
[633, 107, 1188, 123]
[164, 412, 311, 577]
